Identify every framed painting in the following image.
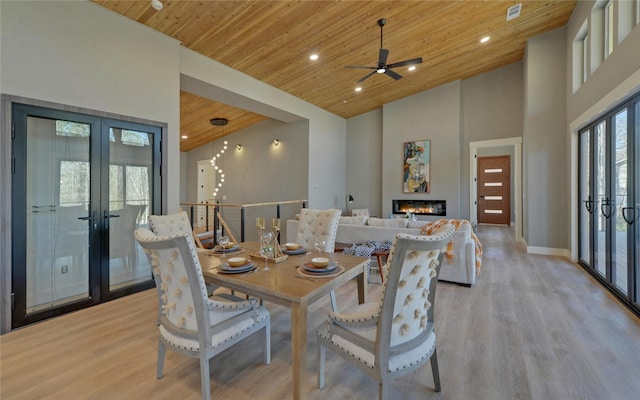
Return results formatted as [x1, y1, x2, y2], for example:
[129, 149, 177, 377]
[403, 140, 430, 193]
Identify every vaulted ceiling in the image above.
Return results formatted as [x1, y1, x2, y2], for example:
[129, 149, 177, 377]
[92, 0, 577, 151]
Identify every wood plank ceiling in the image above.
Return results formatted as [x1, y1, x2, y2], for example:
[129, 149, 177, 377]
[92, 0, 577, 152]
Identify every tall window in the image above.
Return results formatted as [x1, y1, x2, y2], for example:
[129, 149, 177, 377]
[583, 34, 589, 83]
[604, 0, 614, 57]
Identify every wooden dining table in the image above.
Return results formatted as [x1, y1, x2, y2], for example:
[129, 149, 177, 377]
[199, 242, 369, 400]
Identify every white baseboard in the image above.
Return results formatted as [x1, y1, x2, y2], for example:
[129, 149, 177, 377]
[526, 245, 571, 258]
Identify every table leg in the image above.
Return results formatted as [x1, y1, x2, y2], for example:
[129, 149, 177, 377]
[291, 303, 307, 400]
[376, 255, 385, 283]
[356, 265, 368, 304]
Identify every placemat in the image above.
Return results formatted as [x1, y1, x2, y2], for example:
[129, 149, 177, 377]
[296, 264, 344, 279]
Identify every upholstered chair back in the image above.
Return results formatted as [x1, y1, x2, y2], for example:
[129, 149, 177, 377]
[378, 226, 454, 351]
[149, 211, 198, 250]
[295, 208, 342, 252]
[135, 228, 206, 332]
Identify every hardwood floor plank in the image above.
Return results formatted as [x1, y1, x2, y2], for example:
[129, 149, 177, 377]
[2, 226, 640, 399]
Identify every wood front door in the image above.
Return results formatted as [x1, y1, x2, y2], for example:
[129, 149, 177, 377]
[477, 155, 511, 225]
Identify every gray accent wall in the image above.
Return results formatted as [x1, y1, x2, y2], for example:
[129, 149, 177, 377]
[184, 119, 309, 205]
[345, 110, 383, 216]
[522, 27, 568, 249]
[382, 81, 463, 220]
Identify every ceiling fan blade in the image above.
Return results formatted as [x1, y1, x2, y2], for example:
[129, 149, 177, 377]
[387, 57, 423, 69]
[378, 48, 389, 66]
[345, 65, 377, 70]
[384, 69, 402, 80]
[358, 70, 378, 83]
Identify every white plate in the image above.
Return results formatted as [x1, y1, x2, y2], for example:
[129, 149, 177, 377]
[303, 262, 337, 274]
[219, 260, 254, 273]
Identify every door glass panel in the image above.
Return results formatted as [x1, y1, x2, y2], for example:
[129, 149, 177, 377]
[613, 109, 628, 293]
[579, 129, 591, 265]
[108, 128, 152, 291]
[26, 117, 90, 313]
[594, 121, 607, 277]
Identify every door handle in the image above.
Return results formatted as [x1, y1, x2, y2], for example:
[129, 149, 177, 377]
[584, 196, 594, 214]
[621, 207, 635, 225]
[104, 211, 120, 219]
[78, 212, 98, 229]
[600, 198, 613, 219]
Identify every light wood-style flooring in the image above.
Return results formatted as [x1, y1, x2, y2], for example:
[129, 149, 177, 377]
[2, 226, 640, 400]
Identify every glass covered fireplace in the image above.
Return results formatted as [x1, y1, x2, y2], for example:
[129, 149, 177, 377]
[392, 199, 446, 216]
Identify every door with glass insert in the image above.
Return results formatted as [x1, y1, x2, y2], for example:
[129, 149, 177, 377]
[104, 120, 155, 294]
[12, 105, 160, 328]
[578, 97, 639, 312]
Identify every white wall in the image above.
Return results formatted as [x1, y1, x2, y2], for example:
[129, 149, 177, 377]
[179, 49, 347, 210]
[345, 110, 383, 216]
[0, 1, 181, 210]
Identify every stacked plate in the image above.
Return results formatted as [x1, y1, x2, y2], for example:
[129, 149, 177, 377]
[218, 260, 255, 274]
[212, 244, 241, 254]
[302, 261, 338, 275]
[282, 247, 306, 255]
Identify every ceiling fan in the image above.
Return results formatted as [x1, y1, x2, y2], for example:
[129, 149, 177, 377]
[345, 18, 423, 83]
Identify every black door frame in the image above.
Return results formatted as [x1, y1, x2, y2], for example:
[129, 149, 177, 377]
[11, 103, 161, 328]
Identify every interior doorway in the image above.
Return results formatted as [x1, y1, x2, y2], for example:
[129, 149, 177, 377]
[477, 155, 511, 225]
[469, 137, 522, 242]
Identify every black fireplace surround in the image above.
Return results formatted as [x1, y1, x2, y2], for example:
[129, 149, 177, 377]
[392, 199, 446, 216]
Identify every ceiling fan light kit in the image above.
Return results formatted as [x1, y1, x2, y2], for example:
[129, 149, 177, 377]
[345, 18, 422, 83]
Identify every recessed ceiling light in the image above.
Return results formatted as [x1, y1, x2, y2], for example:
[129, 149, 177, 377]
[408, 66, 416, 71]
[309, 54, 319, 61]
[342, 100, 348, 103]
[181, 135, 188, 139]
[355, 86, 362, 92]
[480, 36, 490, 44]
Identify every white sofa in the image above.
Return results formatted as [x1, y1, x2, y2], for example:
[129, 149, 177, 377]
[286, 215, 477, 286]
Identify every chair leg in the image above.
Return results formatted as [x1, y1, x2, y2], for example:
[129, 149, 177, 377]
[264, 323, 272, 365]
[156, 340, 166, 379]
[329, 290, 337, 312]
[379, 380, 390, 400]
[430, 348, 441, 392]
[199, 354, 211, 400]
[317, 342, 326, 389]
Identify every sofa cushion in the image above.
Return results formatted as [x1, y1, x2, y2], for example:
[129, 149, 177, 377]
[339, 215, 368, 225]
[367, 217, 409, 229]
[407, 220, 427, 229]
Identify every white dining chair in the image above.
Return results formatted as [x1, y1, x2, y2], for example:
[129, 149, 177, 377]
[316, 225, 455, 400]
[294, 208, 342, 310]
[135, 228, 271, 400]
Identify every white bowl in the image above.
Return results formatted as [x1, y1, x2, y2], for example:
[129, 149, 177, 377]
[311, 257, 329, 268]
[284, 242, 301, 251]
[227, 257, 246, 267]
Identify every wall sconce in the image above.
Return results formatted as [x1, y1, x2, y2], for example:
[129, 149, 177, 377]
[236, 144, 242, 151]
[273, 139, 280, 147]
[345, 194, 354, 215]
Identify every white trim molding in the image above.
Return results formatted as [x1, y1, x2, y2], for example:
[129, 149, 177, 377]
[469, 136, 523, 243]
